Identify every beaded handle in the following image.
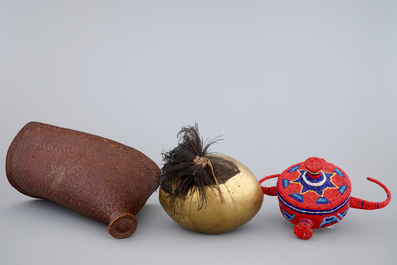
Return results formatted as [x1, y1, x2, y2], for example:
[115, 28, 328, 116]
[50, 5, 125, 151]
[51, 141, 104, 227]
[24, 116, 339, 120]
[259, 174, 279, 196]
[350, 177, 392, 210]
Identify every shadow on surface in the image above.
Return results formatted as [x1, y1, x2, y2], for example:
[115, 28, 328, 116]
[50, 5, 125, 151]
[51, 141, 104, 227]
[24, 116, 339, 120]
[7, 199, 108, 238]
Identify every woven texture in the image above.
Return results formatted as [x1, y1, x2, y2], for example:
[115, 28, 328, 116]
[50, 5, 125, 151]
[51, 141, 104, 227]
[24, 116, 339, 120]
[260, 157, 391, 240]
[6, 122, 160, 239]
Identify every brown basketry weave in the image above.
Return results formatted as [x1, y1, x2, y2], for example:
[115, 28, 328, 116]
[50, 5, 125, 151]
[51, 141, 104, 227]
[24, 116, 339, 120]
[6, 122, 160, 239]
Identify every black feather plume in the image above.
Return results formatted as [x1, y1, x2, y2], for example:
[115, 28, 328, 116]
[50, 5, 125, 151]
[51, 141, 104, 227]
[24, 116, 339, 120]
[159, 123, 240, 215]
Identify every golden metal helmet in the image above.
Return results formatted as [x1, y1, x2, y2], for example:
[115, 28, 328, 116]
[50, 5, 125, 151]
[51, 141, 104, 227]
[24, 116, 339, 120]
[159, 155, 263, 234]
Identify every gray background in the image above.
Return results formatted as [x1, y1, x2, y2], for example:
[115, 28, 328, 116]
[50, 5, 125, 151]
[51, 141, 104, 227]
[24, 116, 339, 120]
[1, 1, 396, 264]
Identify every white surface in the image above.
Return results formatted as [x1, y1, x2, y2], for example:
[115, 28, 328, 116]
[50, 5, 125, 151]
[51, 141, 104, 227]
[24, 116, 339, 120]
[1, 1, 396, 264]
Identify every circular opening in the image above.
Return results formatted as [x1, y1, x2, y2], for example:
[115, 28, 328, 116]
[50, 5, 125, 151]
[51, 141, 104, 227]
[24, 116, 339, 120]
[108, 214, 138, 239]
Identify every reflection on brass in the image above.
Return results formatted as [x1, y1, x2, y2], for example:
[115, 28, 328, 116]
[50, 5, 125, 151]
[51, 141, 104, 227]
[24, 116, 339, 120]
[159, 155, 263, 234]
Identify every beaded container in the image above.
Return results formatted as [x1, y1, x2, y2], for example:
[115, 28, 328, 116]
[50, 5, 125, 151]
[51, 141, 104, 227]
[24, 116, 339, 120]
[260, 157, 391, 239]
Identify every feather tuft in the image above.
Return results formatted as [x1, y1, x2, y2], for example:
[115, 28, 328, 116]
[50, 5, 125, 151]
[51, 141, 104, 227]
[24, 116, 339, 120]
[159, 123, 239, 215]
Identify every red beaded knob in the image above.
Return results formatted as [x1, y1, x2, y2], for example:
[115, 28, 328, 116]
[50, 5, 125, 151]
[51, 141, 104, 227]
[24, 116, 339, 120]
[294, 219, 313, 240]
[304, 157, 325, 179]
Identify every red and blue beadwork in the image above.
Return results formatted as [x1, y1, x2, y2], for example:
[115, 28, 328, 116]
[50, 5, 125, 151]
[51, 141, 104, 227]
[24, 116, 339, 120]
[260, 157, 391, 240]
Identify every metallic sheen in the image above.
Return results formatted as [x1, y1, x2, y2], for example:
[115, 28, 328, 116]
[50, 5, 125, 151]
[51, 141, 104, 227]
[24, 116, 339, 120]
[159, 155, 263, 234]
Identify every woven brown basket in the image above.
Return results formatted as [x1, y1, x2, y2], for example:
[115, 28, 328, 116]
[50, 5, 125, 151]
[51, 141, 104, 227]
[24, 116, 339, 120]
[6, 122, 160, 239]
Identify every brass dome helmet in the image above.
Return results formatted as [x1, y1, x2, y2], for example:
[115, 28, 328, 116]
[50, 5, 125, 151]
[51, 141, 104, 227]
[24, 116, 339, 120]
[158, 124, 263, 234]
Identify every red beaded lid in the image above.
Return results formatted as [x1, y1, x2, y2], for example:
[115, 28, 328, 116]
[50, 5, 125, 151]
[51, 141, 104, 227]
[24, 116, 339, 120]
[276, 157, 352, 214]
